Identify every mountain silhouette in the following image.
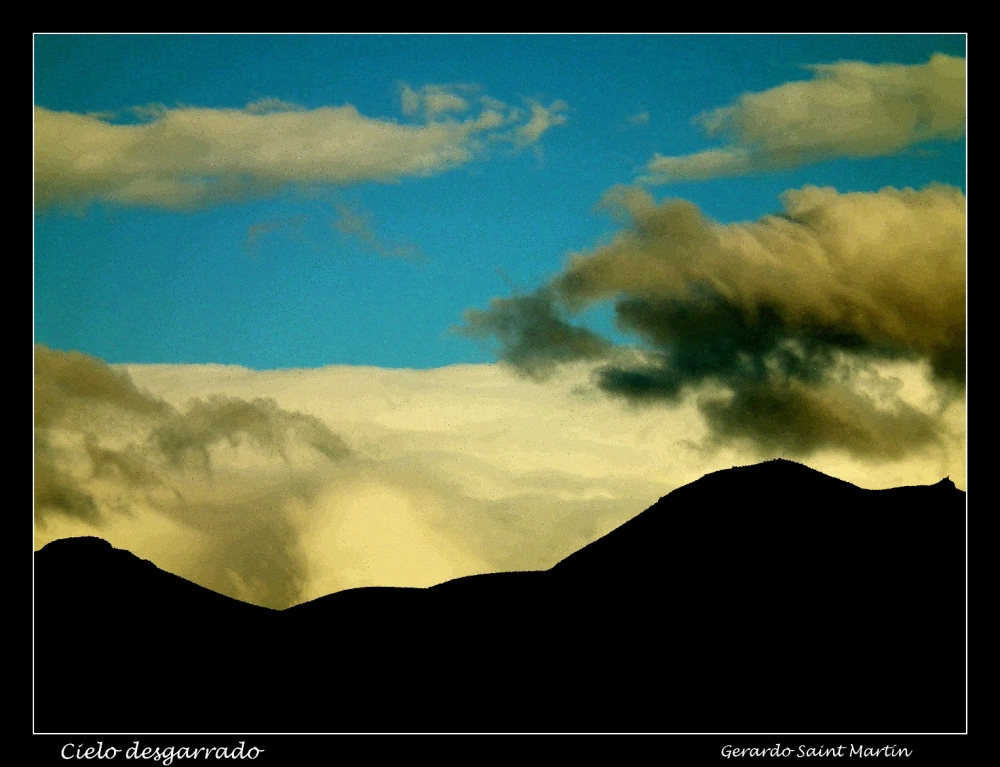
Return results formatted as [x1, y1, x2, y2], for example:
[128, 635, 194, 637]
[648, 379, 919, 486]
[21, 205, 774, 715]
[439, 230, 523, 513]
[34, 459, 965, 733]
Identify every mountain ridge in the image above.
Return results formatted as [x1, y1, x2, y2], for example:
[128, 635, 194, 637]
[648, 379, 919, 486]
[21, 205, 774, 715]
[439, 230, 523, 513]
[34, 459, 966, 733]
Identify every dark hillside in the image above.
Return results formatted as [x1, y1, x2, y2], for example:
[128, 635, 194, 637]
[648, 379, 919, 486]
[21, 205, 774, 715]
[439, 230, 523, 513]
[34, 460, 965, 733]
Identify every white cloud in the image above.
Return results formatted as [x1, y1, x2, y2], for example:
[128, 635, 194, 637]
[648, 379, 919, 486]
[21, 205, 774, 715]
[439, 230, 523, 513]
[514, 100, 569, 146]
[400, 83, 473, 119]
[641, 53, 965, 184]
[35, 86, 569, 210]
[642, 147, 756, 182]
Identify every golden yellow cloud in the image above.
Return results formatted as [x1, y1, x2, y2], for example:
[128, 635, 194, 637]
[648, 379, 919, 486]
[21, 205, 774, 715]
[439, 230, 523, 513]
[34, 346, 965, 610]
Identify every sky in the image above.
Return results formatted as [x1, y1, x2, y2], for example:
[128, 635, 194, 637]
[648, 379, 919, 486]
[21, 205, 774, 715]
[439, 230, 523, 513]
[34, 34, 966, 608]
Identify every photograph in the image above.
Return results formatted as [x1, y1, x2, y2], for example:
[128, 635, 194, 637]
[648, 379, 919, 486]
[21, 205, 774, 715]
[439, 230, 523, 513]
[33, 32, 966, 749]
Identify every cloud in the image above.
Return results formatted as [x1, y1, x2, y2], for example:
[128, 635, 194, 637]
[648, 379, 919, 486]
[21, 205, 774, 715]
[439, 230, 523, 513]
[34, 345, 351, 608]
[626, 111, 650, 126]
[243, 215, 308, 256]
[242, 200, 424, 261]
[151, 394, 350, 473]
[461, 184, 965, 458]
[560, 184, 965, 373]
[331, 201, 424, 261]
[34, 87, 568, 210]
[458, 287, 613, 379]
[400, 83, 473, 119]
[640, 148, 759, 182]
[34, 345, 172, 428]
[35, 347, 964, 608]
[641, 53, 965, 183]
[514, 100, 569, 146]
[697, 371, 947, 458]
[128, 357, 965, 568]
[34, 345, 174, 524]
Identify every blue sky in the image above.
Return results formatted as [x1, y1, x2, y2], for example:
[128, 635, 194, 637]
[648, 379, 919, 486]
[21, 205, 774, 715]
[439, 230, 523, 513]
[34, 34, 966, 370]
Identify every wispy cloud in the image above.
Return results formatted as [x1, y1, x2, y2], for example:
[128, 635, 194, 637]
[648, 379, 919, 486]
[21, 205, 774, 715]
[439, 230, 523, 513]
[399, 83, 475, 119]
[514, 100, 569, 146]
[331, 201, 424, 261]
[641, 53, 965, 184]
[243, 215, 308, 256]
[35, 86, 569, 210]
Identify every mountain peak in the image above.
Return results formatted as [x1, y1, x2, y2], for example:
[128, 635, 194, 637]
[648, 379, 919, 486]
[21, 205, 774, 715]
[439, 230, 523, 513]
[34, 460, 966, 734]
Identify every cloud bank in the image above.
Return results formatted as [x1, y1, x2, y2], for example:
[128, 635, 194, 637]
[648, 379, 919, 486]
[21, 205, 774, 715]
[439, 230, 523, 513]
[462, 183, 965, 458]
[35, 85, 568, 210]
[35, 346, 963, 609]
[641, 53, 965, 183]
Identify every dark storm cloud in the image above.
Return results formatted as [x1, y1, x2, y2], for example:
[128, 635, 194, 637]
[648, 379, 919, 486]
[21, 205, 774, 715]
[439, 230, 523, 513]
[458, 288, 613, 379]
[699, 379, 944, 458]
[461, 184, 964, 457]
[593, 294, 941, 456]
